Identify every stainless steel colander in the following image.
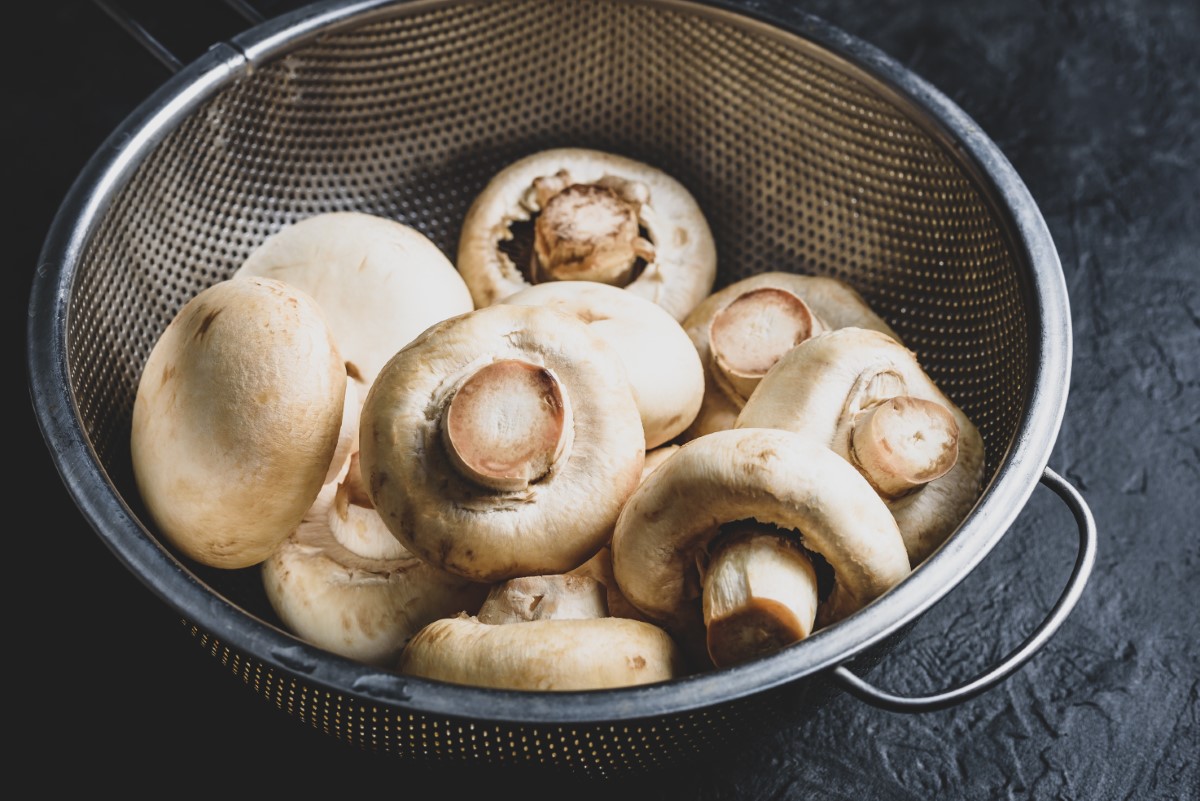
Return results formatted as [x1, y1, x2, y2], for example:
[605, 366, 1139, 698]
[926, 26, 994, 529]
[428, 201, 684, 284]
[27, 0, 1095, 778]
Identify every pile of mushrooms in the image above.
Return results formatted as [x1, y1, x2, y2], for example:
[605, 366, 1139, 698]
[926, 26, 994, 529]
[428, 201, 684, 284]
[129, 149, 985, 691]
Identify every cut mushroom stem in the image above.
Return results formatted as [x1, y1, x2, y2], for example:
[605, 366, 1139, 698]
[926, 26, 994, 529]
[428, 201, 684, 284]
[476, 574, 609, 625]
[533, 180, 655, 286]
[850, 396, 960, 500]
[709, 287, 820, 404]
[702, 522, 819, 669]
[443, 359, 574, 491]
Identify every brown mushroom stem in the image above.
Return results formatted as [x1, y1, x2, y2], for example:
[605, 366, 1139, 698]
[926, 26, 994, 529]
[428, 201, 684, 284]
[327, 453, 405, 561]
[476, 575, 608, 625]
[532, 180, 655, 287]
[709, 288, 821, 405]
[850, 396, 960, 500]
[701, 522, 819, 668]
[442, 358, 574, 491]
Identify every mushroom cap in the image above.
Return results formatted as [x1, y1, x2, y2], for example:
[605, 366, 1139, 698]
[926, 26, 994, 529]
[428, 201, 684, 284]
[610, 427, 910, 657]
[457, 148, 717, 321]
[500, 281, 704, 448]
[397, 614, 684, 691]
[262, 480, 490, 666]
[360, 303, 646, 582]
[736, 327, 985, 564]
[235, 211, 475, 389]
[680, 272, 901, 442]
[130, 276, 346, 569]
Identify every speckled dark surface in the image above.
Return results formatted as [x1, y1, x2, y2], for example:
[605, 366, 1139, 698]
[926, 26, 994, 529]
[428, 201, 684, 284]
[16, 0, 1198, 797]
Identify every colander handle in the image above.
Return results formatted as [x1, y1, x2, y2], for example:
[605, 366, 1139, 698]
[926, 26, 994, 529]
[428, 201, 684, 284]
[830, 467, 1097, 713]
[91, 0, 264, 73]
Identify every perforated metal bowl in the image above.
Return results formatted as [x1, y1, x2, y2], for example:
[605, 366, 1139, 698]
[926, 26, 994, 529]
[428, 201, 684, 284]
[28, 0, 1095, 778]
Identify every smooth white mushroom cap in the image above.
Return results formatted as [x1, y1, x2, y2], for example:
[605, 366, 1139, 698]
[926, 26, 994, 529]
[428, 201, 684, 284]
[457, 148, 717, 321]
[262, 474, 490, 667]
[681, 272, 901, 442]
[398, 575, 684, 691]
[130, 276, 346, 569]
[235, 211, 475, 389]
[611, 427, 910, 662]
[500, 281, 704, 448]
[360, 303, 646, 582]
[736, 327, 985, 564]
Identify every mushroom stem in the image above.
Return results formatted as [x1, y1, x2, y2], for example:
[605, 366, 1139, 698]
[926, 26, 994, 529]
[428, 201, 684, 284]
[709, 288, 820, 405]
[701, 522, 819, 668]
[442, 359, 574, 491]
[850, 396, 960, 500]
[532, 180, 654, 287]
[327, 452, 406, 561]
[476, 575, 608, 624]
[323, 370, 361, 485]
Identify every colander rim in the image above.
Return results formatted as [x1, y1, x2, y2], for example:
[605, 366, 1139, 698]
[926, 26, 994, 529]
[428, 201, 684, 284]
[27, 0, 1070, 725]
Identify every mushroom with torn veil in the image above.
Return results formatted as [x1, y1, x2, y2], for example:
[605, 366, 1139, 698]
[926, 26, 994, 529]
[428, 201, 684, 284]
[736, 326, 985, 565]
[457, 148, 717, 321]
[611, 427, 911, 669]
[359, 303, 646, 582]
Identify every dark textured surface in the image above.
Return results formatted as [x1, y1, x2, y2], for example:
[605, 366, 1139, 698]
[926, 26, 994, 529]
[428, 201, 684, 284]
[15, 0, 1198, 797]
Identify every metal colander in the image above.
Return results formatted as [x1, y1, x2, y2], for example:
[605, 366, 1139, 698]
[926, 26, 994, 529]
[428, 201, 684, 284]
[28, 0, 1094, 779]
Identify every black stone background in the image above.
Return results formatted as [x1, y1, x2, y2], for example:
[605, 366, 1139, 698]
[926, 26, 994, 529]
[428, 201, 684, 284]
[12, 0, 1198, 797]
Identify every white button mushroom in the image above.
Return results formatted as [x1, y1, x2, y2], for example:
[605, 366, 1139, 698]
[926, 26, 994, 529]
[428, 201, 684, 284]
[736, 327, 986, 564]
[610, 427, 911, 669]
[359, 303, 646, 583]
[397, 575, 684, 691]
[499, 281, 705, 448]
[130, 276, 347, 569]
[680, 272, 901, 442]
[235, 210, 475, 391]
[262, 453, 490, 666]
[566, 442, 683, 625]
[457, 148, 717, 321]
